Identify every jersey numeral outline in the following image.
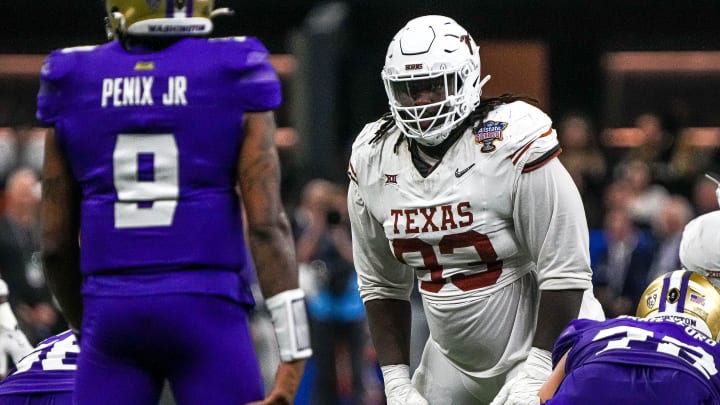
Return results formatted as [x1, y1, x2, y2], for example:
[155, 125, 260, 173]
[594, 325, 718, 378]
[391, 230, 502, 282]
[14, 334, 78, 374]
[112, 134, 179, 229]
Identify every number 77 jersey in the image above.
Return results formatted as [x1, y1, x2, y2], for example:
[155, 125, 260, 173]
[347, 100, 593, 302]
[36, 37, 280, 302]
[552, 317, 720, 403]
[0, 330, 78, 395]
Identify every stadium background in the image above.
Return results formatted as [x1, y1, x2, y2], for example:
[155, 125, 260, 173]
[1, 1, 720, 403]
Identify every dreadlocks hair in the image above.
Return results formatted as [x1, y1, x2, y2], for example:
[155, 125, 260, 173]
[370, 94, 539, 153]
[369, 112, 395, 144]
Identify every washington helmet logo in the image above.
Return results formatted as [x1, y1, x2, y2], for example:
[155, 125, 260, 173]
[475, 120, 507, 153]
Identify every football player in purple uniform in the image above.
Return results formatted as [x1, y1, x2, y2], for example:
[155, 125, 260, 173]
[0, 330, 76, 405]
[539, 270, 720, 404]
[37, 1, 310, 403]
[347, 15, 604, 405]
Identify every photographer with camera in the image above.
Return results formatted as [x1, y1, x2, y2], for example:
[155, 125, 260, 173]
[293, 179, 368, 405]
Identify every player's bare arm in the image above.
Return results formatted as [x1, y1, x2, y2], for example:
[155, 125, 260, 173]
[238, 111, 297, 296]
[365, 298, 412, 366]
[533, 290, 582, 351]
[239, 111, 306, 405]
[40, 128, 83, 331]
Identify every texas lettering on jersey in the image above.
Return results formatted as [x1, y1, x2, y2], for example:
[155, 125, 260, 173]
[390, 202, 472, 234]
[349, 101, 563, 296]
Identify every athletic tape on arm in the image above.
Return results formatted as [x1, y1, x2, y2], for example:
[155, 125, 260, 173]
[265, 288, 313, 362]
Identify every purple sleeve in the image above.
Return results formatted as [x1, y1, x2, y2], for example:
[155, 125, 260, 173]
[551, 319, 597, 367]
[36, 50, 70, 125]
[224, 37, 282, 112]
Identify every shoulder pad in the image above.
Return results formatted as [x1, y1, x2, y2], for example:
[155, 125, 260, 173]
[37, 48, 84, 125]
[42, 49, 80, 82]
[485, 101, 552, 149]
[483, 101, 559, 172]
[207, 36, 280, 111]
[211, 36, 271, 68]
[349, 117, 401, 184]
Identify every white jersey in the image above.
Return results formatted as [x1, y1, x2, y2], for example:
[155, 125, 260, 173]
[348, 101, 595, 378]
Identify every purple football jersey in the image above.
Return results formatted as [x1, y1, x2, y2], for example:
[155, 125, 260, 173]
[36, 37, 281, 304]
[0, 330, 77, 395]
[551, 317, 720, 403]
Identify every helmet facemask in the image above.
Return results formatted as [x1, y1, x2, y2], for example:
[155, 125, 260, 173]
[381, 15, 488, 146]
[383, 61, 479, 146]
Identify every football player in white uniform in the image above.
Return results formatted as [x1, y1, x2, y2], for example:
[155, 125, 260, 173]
[347, 15, 604, 405]
[0, 279, 32, 377]
[679, 173, 720, 288]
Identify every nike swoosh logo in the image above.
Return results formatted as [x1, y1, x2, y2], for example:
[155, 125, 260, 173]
[455, 163, 476, 178]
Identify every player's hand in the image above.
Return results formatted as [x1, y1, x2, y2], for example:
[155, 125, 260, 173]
[490, 347, 551, 405]
[382, 364, 428, 405]
[245, 360, 306, 405]
[0, 326, 32, 364]
[385, 380, 428, 405]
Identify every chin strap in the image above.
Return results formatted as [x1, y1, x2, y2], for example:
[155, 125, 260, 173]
[478, 74, 492, 92]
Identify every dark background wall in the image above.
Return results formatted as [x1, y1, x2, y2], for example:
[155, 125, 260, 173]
[3, 1, 720, 116]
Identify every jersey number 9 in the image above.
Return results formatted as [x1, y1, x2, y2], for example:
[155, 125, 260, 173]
[112, 134, 179, 229]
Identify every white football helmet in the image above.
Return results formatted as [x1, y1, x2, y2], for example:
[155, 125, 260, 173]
[382, 15, 490, 146]
[680, 210, 720, 288]
[707, 172, 720, 207]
